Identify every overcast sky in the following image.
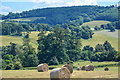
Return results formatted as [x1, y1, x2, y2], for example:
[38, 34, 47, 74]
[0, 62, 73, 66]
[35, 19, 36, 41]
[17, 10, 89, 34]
[0, 0, 119, 15]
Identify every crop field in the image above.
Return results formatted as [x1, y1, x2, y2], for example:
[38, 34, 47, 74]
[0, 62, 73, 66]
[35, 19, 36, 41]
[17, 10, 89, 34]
[2, 61, 118, 78]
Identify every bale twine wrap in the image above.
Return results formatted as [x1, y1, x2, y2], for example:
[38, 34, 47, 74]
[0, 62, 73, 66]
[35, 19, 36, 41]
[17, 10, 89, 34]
[50, 67, 70, 80]
[37, 63, 49, 72]
[62, 64, 73, 74]
[104, 67, 109, 71]
[85, 65, 94, 71]
[81, 66, 85, 70]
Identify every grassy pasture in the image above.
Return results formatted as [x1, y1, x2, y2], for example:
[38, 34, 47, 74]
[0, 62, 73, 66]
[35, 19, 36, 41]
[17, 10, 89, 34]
[81, 30, 118, 51]
[9, 17, 46, 22]
[80, 20, 111, 30]
[2, 61, 118, 78]
[1, 36, 23, 46]
[0, 20, 4, 22]
[1, 32, 39, 48]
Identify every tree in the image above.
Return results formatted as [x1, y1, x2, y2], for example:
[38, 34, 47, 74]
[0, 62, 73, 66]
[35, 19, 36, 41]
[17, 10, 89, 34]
[110, 26, 115, 32]
[19, 38, 39, 67]
[101, 24, 106, 29]
[5, 63, 14, 70]
[103, 41, 113, 51]
[37, 27, 70, 64]
[94, 26, 101, 31]
[37, 25, 82, 64]
[14, 61, 22, 70]
[48, 56, 59, 65]
[95, 44, 104, 52]
[81, 26, 93, 39]
[82, 45, 93, 51]
[27, 54, 39, 67]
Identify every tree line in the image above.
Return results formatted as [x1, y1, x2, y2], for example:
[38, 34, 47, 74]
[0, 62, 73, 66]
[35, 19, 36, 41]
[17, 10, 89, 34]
[2, 22, 93, 39]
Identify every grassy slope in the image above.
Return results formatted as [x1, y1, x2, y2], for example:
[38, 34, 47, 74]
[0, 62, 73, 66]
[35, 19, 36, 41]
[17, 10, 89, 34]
[80, 20, 111, 30]
[0, 20, 4, 22]
[1, 32, 39, 51]
[2, 61, 118, 78]
[81, 30, 118, 51]
[1, 36, 23, 46]
[8, 17, 46, 22]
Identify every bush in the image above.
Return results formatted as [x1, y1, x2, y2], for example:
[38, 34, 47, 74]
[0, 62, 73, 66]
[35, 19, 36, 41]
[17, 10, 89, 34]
[27, 54, 39, 67]
[14, 61, 22, 70]
[48, 57, 59, 65]
[5, 60, 11, 64]
[6, 63, 14, 70]
[2, 60, 7, 70]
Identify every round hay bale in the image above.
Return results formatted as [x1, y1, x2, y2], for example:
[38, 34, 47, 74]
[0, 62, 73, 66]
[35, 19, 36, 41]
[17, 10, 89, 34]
[50, 67, 70, 80]
[76, 67, 80, 71]
[85, 65, 94, 71]
[37, 63, 49, 72]
[104, 67, 109, 71]
[62, 64, 73, 74]
[81, 66, 85, 70]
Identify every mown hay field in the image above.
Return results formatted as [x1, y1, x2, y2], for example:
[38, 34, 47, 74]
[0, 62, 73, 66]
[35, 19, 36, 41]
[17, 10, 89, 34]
[2, 61, 118, 78]
[2, 68, 118, 78]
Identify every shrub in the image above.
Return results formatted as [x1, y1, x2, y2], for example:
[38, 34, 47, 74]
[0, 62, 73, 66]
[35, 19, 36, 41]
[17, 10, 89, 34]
[6, 63, 14, 70]
[14, 61, 22, 70]
[49, 57, 59, 65]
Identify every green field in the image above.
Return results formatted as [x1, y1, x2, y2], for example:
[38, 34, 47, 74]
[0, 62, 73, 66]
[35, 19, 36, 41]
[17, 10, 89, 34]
[0, 20, 4, 22]
[80, 20, 111, 30]
[81, 30, 118, 51]
[2, 61, 118, 78]
[6, 17, 46, 22]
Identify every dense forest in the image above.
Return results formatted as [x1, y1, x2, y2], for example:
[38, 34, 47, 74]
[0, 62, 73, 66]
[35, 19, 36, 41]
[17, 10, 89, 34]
[2, 6, 118, 26]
